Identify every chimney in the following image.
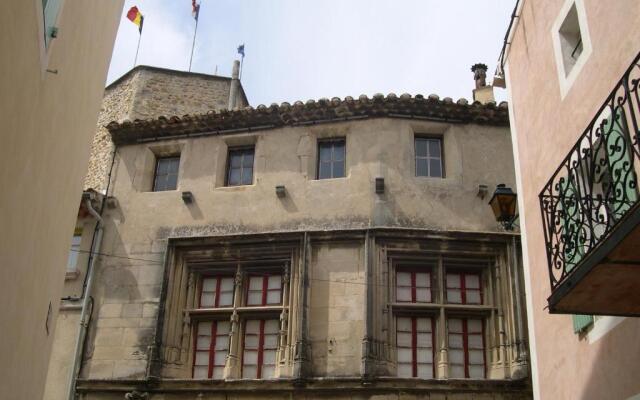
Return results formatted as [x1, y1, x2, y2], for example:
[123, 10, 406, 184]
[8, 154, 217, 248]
[228, 60, 240, 110]
[471, 63, 495, 104]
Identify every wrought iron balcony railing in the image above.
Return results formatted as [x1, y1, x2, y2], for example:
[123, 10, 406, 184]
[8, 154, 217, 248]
[539, 52, 640, 294]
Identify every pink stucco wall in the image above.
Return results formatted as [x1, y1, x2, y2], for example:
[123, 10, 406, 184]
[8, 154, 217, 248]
[505, 1, 640, 399]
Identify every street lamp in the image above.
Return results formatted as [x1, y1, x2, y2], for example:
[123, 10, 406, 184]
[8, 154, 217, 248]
[489, 184, 518, 231]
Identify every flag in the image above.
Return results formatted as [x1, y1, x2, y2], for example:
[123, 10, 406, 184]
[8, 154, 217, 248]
[126, 6, 144, 33]
[192, 0, 200, 21]
[237, 44, 245, 57]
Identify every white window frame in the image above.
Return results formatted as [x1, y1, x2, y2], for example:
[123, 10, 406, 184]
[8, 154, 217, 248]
[551, 0, 593, 99]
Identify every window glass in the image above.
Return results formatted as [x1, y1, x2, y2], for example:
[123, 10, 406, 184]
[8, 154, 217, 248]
[67, 233, 82, 272]
[396, 317, 433, 378]
[246, 275, 282, 306]
[317, 139, 346, 179]
[415, 137, 443, 178]
[193, 321, 230, 379]
[153, 157, 180, 191]
[227, 148, 254, 186]
[447, 318, 485, 379]
[243, 319, 279, 379]
[446, 272, 482, 305]
[396, 270, 431, 303]
[43, 0, 62, 48]
[200, 277, 235, 308]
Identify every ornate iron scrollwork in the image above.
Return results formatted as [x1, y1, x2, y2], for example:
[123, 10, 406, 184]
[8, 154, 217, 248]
[540, 52, 640, 291]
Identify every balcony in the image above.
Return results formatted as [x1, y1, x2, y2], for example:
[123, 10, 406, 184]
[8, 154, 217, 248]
[540, 52, 640, 316]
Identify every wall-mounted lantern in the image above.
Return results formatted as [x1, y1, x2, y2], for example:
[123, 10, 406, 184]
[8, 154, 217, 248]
[488, 184, 518, 231]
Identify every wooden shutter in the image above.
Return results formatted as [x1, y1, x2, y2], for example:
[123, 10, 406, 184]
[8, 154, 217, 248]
[572, 314, 593, 334]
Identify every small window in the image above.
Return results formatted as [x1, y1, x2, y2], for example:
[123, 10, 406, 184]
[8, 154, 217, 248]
[396, 269, 432, 303]
[42, 0, 63, 48]
[396, 316, 434, 378]
[242, 319, 279, 379]
[153, 156, 180, 191]
[448, 318, 485, 378]
[246, 274, 282, 306]
[199, 276, 235, 308]
[66, 230, 82, 272]
[415, 137, 443, 178]
[558, 3, 583, 77]
[193, 320, 230, 379]
[446, 271, 482, 305]
[317, 139, 346, 179]
[226, 147, 254, 186]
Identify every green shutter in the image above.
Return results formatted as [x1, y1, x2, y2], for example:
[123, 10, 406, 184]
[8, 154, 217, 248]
[43, 0, 62, 48]
[603, 106, 638, 221]
[572, 314, 593, 334]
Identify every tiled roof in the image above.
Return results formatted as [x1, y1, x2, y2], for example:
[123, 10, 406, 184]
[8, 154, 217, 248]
[107, 93, 509, 145]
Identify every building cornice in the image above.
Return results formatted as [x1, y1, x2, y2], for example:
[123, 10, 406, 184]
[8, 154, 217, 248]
[107, 94, 509, 145]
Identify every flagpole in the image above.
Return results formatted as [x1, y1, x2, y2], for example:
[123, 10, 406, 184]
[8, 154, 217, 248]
[239, 54, 244, 80]
[133, 32, 142, 68]
[189, 16, 199, 72]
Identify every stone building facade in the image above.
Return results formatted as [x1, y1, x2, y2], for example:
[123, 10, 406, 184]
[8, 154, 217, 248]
[48, 66, 532, 399]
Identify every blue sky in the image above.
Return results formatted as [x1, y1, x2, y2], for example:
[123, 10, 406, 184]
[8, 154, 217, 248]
[107, 0, 514, 106]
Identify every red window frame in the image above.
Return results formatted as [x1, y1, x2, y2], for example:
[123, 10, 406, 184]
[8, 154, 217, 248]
[396, 316, 435, 378]
[245, 273, 282, 306]
[447, 318, 486, 378]
[445, 270, 483, 305]
[198, 275, 235, 308]
[192, 320, 229, 379]
[241, 319, 278, 378]
[395, 267, 432, 303]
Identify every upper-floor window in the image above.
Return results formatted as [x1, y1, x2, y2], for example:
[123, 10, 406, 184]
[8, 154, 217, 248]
[153, 156, 180, 191]
[396, 316, 434, 378]
[42, 0, 63, 48]
[392, 259, 487, 379]
[557, 3, 584, 77]
[317, 139, 346, 179]
[447, 318, 485, 378]
[226, 147, 254, 186]
[188, 263, 288, 380]
[396, 268, 432, 303]
[415, 137, 443, 178]
[199, 276, 234, 308]
[445, 271, 482, 305]
[246, 274, 283, 306]
[66, 229, 82, 273]
[242, 319, 279, 379]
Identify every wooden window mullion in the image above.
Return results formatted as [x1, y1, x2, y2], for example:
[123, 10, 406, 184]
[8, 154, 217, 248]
[214, 277, 221, 308]
[410, 272, 417, 303]
[460, 272, 467, 304]
[208, 321, 218, 378]
[261, 276, 268, 306]
[257, 320, 265, 378]
[462, 319, 469, 378]
[411, 317, 417, 378]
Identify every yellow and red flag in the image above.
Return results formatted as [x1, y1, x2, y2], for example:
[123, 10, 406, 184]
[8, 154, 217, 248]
[126, 6, 144, 34]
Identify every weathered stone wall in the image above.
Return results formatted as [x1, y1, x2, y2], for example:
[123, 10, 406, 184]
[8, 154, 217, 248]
[83, 67, 247, 191]
[56, 114, 530, 399]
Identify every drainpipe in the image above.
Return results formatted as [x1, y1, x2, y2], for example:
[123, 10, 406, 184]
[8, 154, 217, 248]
[67, 194, 104, 400]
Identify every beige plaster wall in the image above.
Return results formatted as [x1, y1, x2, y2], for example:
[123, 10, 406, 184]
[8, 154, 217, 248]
[0, 1, 123, 399]
[505, 0, 640, 399]
[71, 117, 517, 382]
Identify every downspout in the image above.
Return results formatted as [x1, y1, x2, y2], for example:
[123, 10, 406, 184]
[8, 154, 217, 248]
[66, 195, 104, 400]
[511, 235, 527, 363]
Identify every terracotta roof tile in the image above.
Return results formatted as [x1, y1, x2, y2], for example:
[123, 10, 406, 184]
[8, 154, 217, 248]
[107, 94, 509, 145]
